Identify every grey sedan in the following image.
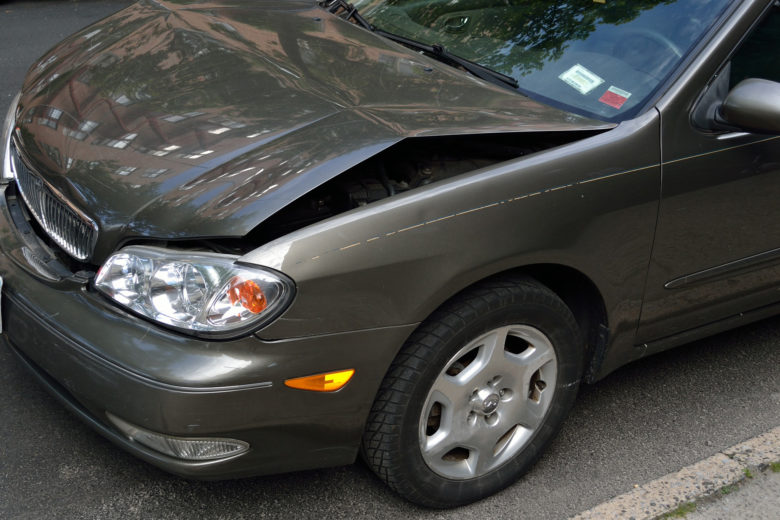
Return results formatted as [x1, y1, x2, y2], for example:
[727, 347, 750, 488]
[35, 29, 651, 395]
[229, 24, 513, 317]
[1, 0, 778, 508]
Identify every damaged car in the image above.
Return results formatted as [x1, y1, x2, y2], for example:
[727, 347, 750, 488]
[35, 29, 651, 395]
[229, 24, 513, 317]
[1, 0, 779, 508]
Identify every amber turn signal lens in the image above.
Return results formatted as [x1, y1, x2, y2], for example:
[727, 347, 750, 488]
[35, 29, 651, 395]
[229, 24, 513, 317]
[227, 277, 267, 314]
[284, 369, 355, 392]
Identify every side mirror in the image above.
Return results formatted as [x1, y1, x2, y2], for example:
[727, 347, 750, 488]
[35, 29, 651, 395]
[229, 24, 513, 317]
[717, 78, 780, 134]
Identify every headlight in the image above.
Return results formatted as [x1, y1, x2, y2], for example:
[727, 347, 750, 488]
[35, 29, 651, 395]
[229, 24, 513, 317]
[95, 246, 295, 337]
[1, 92, 22, 183]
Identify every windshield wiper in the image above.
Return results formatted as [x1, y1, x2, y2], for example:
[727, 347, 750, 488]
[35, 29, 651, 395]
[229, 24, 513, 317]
[318, 0, 373, 30]
[317, 1, 519, 91]
[373, 30, 519, 90]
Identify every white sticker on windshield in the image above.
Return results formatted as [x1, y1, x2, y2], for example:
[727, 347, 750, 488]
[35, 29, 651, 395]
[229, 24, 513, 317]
[559, 64, 604, 95]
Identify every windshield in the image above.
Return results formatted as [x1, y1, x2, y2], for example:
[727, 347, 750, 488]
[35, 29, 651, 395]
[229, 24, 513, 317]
[353, 0, 731, 122]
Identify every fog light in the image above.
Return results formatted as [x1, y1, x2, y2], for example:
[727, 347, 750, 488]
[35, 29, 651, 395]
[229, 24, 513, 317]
[107, 413, 249, 462]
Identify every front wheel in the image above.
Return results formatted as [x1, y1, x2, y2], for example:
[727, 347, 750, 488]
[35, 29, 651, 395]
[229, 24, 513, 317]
[361, 275, 584, 508]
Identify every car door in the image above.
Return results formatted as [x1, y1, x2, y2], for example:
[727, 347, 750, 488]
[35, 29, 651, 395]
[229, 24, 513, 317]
[637, 2, 780, 346]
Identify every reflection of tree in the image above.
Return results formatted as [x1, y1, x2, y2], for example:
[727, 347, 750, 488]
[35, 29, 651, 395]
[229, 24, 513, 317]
[366, 0, 673, 76]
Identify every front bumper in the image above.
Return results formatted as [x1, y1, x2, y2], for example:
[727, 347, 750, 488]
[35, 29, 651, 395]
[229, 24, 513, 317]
[0, 183, 415, 478]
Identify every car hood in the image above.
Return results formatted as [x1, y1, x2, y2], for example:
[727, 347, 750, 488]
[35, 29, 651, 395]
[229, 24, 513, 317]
[14, 0, 612, 261]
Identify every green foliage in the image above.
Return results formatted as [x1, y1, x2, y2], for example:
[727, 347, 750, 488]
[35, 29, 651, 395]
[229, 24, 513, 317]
[365, 0, 676, 76]
[661, 502, 697, 519]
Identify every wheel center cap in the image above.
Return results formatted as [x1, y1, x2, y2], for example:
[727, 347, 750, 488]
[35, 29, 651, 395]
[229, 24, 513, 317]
[482, 394, 500, 414]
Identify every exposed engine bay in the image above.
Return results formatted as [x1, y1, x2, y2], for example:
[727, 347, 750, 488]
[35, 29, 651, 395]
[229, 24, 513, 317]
[250, 131, 599, 245]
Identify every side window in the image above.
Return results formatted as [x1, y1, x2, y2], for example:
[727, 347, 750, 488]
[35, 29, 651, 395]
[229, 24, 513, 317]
[729, 6, 780, 87]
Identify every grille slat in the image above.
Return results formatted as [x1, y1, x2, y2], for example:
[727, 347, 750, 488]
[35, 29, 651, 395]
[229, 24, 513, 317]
[10, 144, 98, 261]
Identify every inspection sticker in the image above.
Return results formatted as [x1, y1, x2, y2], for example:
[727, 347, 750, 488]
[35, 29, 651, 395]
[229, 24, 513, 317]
[558, 64, 604, 95]
[599, 85, 632, 109]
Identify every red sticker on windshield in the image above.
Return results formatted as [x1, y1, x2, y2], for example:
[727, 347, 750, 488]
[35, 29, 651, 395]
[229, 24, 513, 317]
[599, 86, 632, 109]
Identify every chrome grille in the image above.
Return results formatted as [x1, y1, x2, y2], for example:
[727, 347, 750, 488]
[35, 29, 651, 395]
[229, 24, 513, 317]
[10, 143, 98, 261]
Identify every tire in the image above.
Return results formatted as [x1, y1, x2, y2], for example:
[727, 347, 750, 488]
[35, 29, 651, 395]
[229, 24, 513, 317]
[361, 275, 584, 508]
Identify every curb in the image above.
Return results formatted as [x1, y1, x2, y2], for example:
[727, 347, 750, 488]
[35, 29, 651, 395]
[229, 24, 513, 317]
[569, 426, 780, 520]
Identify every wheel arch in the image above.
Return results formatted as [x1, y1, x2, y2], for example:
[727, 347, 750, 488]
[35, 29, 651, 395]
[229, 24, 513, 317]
[523, 264, 609, 383]
[400, 262, 610, 385]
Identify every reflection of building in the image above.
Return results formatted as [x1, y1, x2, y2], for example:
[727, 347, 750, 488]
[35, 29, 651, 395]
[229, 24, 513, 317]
[20, 0, 441, 212]
[21, 3, 290, 190]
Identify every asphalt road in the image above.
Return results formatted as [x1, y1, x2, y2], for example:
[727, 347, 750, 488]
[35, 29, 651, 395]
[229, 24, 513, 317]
[1, 2, 779, 519]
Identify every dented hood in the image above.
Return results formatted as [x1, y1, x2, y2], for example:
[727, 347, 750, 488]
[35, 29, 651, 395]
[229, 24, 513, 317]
[14, 0, 611, 261]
